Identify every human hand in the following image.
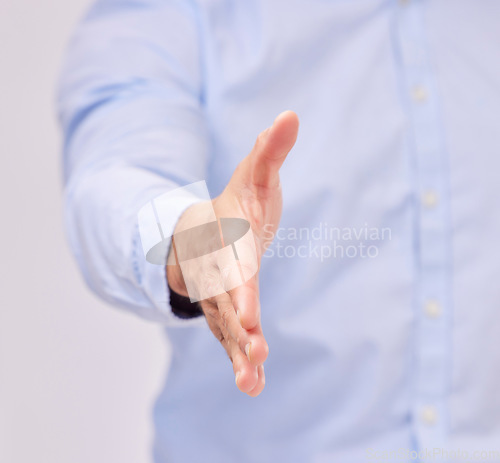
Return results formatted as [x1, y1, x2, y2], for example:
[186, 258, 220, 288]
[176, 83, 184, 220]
[167, 111, 299, 396]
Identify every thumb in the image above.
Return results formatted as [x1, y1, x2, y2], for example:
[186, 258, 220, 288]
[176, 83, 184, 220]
[236, 110, 300, 189]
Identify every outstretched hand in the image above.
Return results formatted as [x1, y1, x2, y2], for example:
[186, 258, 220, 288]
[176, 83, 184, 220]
[167, 111, 299, 396]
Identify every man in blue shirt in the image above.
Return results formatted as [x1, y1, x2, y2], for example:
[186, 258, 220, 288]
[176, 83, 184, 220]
[58, 0, 500, 461]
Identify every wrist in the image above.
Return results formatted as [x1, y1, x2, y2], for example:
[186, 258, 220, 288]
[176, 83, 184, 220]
[166, 248, 189, 297]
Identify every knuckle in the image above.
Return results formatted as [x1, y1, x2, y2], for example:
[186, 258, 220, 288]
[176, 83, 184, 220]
[220, 308, 232, 328]
[202, 304, 218, 321]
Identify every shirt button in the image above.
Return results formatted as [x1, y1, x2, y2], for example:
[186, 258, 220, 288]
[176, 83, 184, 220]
[411, 85, 428, 102]
[422, 190, 439, 209]
[421, 406, 438, 425]
[424, 300, 442, 319]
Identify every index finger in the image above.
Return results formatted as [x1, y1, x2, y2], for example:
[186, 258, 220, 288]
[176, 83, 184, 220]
[229, 276, 269, 366]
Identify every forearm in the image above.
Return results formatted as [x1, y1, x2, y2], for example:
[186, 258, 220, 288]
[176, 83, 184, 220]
[59, 0, 208, 325]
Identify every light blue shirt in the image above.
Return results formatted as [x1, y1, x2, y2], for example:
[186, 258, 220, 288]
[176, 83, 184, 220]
[58, 0, 500, 461]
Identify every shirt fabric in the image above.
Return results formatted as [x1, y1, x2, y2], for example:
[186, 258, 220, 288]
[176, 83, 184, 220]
[58, 0, 500, 461]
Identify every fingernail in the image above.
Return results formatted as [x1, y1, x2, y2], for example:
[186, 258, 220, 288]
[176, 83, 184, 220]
[235, 371, 241, 386]
[245, 343, 252, 362]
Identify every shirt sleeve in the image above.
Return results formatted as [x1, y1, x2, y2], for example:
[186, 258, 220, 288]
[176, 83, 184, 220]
[57, 0, 208, 326]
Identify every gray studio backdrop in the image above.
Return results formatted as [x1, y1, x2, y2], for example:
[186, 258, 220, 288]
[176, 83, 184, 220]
[0, 2, 167, 462]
